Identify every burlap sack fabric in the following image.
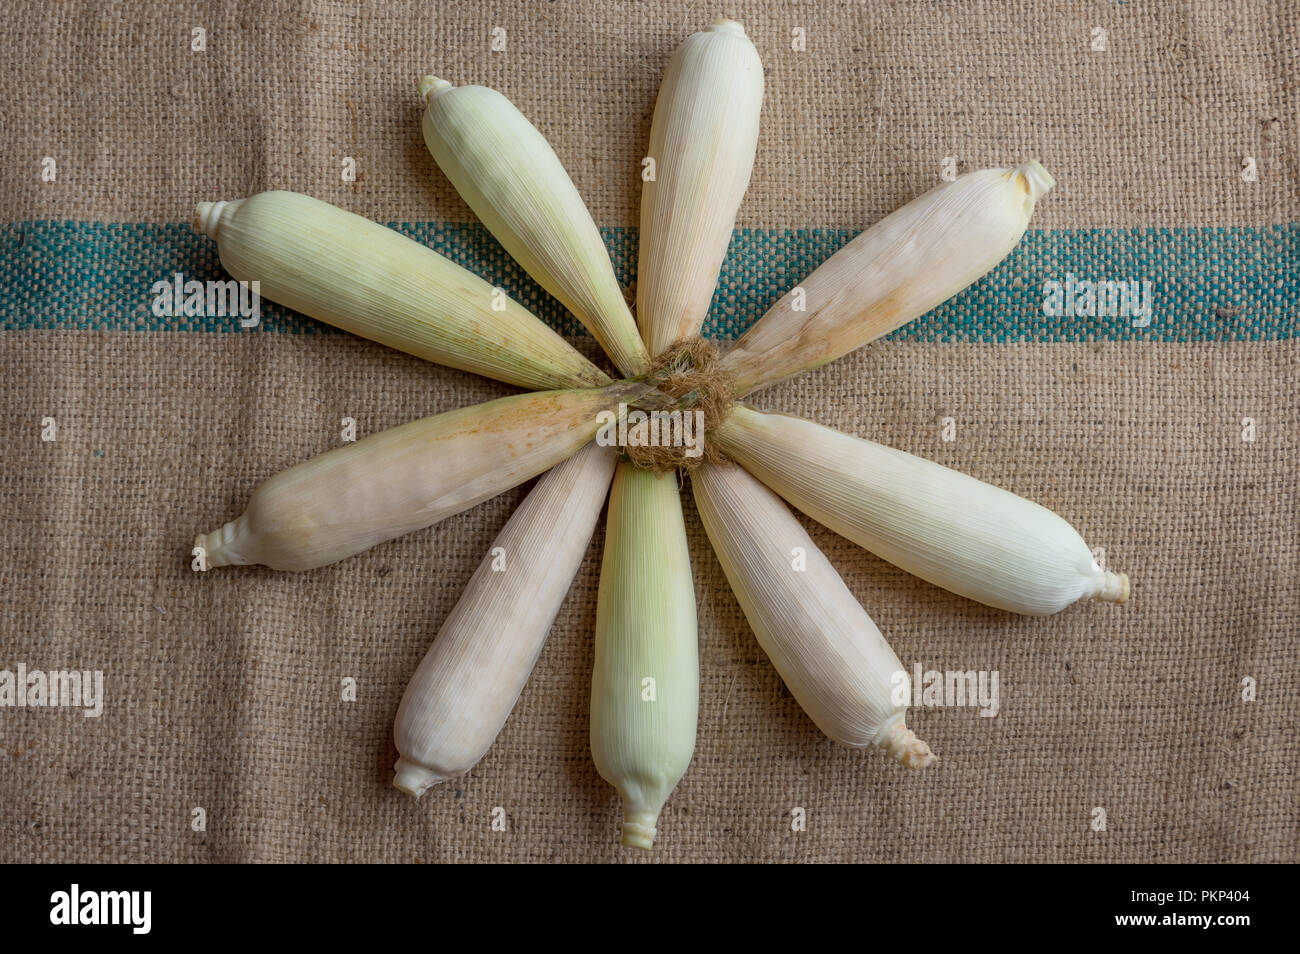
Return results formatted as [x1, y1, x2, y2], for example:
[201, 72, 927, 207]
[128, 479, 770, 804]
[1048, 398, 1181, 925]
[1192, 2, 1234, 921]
[1, 0, 1295, 863]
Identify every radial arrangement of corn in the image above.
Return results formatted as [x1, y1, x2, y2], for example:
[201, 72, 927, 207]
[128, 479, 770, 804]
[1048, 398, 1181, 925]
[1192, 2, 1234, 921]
[192, 18, 1130, 850]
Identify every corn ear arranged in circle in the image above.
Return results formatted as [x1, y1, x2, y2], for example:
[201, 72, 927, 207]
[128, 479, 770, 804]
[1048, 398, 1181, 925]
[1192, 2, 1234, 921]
[590, 462, 699, 849]
[420, 77, 650, 377]
[393, 442, 618, 797]
[195, 383, 649, 572]
[721, 161, 1056, 395]
[636, 19, 763, 355]
[692, 462, 935, 768]
[196, 191, 609, 391]
[717, 405, 1130, 615]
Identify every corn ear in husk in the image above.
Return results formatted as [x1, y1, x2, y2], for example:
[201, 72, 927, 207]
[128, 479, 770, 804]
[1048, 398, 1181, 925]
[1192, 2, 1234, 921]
[393, 441, 618, 797]
[194, 382, 648, 572]
[420, 78, 649, 377]
[637, 19, 763, 355]
[720, 162, 1055, 395]
[692, 462, 934, 767]
[716, 405, 1130, 615]
[196, 191, 608, 391]
[590, 462, 698, 849]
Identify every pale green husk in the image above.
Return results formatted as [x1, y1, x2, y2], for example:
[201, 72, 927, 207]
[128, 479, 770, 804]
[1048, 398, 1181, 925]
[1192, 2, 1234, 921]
[590, 462, 699, 849]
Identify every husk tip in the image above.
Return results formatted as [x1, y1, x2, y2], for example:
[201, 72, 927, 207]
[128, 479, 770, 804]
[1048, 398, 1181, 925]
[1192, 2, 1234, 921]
[880, 721, 937, 769]
[192, 521, 241, 569]
[708, 18, 746, 35]
[393, 757, 447, 798]
[1017, 159, 1056, 201]
[1099, 570, 1130, 604]
[193, 200, 232, 240]
[418, 75, 452, 102]
[620, 811, 659, 850]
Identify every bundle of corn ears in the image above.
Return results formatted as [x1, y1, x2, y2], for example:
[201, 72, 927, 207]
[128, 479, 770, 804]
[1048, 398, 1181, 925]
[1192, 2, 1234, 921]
[192, 19, 1130, 850]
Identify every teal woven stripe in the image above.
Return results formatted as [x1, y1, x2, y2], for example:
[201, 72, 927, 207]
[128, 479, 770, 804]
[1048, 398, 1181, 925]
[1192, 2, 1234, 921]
[1, 220, 1295, 341]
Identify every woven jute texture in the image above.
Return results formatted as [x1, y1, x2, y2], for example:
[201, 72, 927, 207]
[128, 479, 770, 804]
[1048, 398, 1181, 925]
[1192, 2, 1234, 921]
[1, 0, 1297, 863]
